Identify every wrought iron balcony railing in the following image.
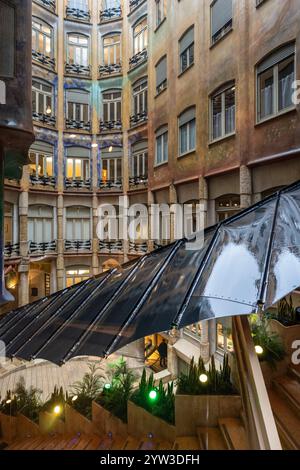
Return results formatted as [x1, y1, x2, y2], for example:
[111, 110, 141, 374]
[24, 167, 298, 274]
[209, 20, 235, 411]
[30, 174, 56, 187]
[100, 119, 122, 132]
[129, 240, 148, 255]
[4, 243, 20, 258]
[99, 179, 123, 191]
[34, 0, 56, 12]
[65, 178, 91, 189]
[65, 240, 92, 252]
[129, 49, 148, 70]
[99, 240, 123, 254]
[99, 63, 122, 77]
[65, 62, 91, 76]
[33, 112, 56, 127]
[32, 50, 56, 69]
[153, 240, 170, 250]
[130, 111, 148, 127]
[129, 175, 148, 188]
[129, 0, 145, 11]
[100, 6, 122, 22]
[66, 6, 91, 22]
[65, 119, 91, 131]
[29, 240, 57, 255]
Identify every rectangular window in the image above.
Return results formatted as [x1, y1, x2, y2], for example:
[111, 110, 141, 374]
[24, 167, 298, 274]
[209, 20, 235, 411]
[103, 90, 121, 122]
[32, 80, 53, 116]
[155, 129, 168, 165]
[103, 35, 121, 65]
[156, 56, 167, 94]
[156, 0, 166, 27]
[68, 34, 89, 66]
[257, 45, 295, 122]
[0, 1, 15, 78]
[102, 158, 122, 181]
[68, 0, 88, 10]
[32, 20, 53, 57]
[133, 79, 147, 116]
[132, 151, 148, 177]
[179, 108, 196, 156]
[66, 158, 90, 180]
[133, 18, 148, 54]
[179, 27, 194, 74]
[29, 152, 53, 177]
[211, 85, 235, 141]
[211, 0, 233, 45]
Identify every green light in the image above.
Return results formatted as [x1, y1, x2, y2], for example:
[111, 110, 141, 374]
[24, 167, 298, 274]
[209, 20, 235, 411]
[104, 383, 112, 390]
[149, 390, 158, 401]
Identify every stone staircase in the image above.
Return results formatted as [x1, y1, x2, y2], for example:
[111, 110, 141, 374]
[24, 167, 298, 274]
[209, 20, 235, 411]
[197, 417, 249, 450]
[268, 366, 300, 450]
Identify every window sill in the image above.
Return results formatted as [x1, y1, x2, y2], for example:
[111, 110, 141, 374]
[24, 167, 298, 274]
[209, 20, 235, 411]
[154, 17, 167, 33]
[255, 106, 297, 127]
[154, 161, 168, 169]
[208, 132, 236, 147]
[155, 86, 167, 99]
[178, 62, 194, 79]
[178, 149, 196, 159]
[210, 27, 233, 50]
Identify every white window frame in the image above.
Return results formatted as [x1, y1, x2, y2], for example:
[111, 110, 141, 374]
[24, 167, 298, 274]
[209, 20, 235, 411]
[156, 0, 166, 27]
[67, 34, 89, 66]
[68, 0, 89, 11]
[132, 150, 148, 177]
[66, 207, 91, 241]
[66, 267, 91, 288]
[133, 17, 148, 55]
[178, 115, 196, 157]
[66, 158, 90, 180]
[29, 150, 53, 177]
[28, 205, 54, 244]
[133, 79, 148, 115]
[155, 130, 168, 166]
[103, 90, 122, 122]
[32, 79, 53, 116]
[101, 157, 122, 182]
[103, 34, 121, 66]
[32, 18, 53, 57]
[210, 84, 236, 142]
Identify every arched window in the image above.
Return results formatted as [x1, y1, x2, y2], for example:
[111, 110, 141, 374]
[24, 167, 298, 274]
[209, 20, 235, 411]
[66, 89, 90, 130]
[132, 78, 148, 122]
[215, 194, 240, 222]
[66, 266, 91, 287]
[32, 78, 54, 121]
[133, 17, 147, 55]
[32, 18, 53, 57]
[28, 205, 54, 244]
[178, 107, 196, 156]
[211, 82, 235, 141]
[66, 206, 91, 241]
[103, 34, 121, 66]
[67, 33, 89, 66]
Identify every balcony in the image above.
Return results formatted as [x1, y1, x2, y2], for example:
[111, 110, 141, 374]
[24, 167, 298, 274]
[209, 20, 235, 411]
[129, 0, 145, 12]
[99, 179, 123, 191]
[65, 62, 91, 77]
[34, 0, 56, 12]
[4, 243, 20, 259]
[130, 111, 148, 127]
[100, 119, 122, 132]
[65, 240, 92, 252]
[99, 63, 122, 77]
[129, 49, 147, 70]
[65, 178, 91, 190]
[29, 241, 57, 255]
[129, 240, 148, 255]
[99, 240, 123, 254]
[32, 112, 56, 127]
[65, 119, 91, 132]
[66, 6, 91, 22]
[100, 6, 122, 23]
[129, 175, 148, 189]
[30, 174, 56, 187]
[32, 50, 55, 70]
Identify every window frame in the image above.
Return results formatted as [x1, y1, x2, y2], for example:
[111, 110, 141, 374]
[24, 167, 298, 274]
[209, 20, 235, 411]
[32, 18, 53, 58]
[133, 17, 148, 55]
[67, 33, 89, 66]
[178, 108, 196, 157]
[103, 33, 121, 66]
[101, 157, 122, 182]
[133, 78, 148, 116]
[32, 79, 54, 116]
[155, 128, 168, 166]
[210, 83, 236, 143]
[102, 89, 122, 122]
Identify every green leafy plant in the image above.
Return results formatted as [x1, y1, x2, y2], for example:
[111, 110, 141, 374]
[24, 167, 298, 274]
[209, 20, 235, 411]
[70, 363, 105, 420]
[0, 377, 42, 423]
[176, 355, 236, 396]
[97, 358, 137, 423]
[251, 317, 286, 369]
[41, 386, 68, 420]
[130, 370, 175, 425]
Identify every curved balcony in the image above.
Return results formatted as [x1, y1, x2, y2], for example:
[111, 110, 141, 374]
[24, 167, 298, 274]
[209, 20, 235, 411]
[34, 0, 56, 13]
[30, 174, 56, 187]
[99, 63, 122, 77]
[129, 49, 148, 70]
[65, 240, 92, 252]
[29, 241, 57, 255]
[130, 111, 148, 127]
[65, 62, 91, 77]
[4, 243, 20, 259]
[129, 175, 148, 189]
[32, 50, 56, 70]
[65, 119, 91, 132]
[99, 178, 123, 191]
[129, 240, 148, 255]
[33, 112, 56, 127]
[99, 240, 123, 254]
[65, 178, 91, 190]
[129, 0, 145, 12]
[66, 6, 91, 22]
[100, 119, 122, 132]
[100, 6, 122, 23]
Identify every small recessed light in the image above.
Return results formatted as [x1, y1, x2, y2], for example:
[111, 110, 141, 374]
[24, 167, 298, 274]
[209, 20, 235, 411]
[91, 143, 98, 148]
[69, 134, 76, 138]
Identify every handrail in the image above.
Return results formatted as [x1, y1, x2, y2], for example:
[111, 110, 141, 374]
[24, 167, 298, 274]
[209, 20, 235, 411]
[232, 315, 282, 450]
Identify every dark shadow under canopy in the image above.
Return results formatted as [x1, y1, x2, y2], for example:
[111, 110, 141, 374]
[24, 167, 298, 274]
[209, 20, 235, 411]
[1, 180, 300, 365]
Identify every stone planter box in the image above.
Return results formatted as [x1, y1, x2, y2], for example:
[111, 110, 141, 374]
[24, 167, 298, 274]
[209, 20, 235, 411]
[65, 404, 96, 435]
[175, 395, 242, 437]
[127, 401, 176, 442]
[39, 411, 65, 435]
[0, 412, 17, 443]
[92, 401, 128, 437]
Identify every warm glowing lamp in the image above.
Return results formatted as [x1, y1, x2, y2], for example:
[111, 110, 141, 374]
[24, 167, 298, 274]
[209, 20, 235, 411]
[199, 374, 208, 384]
[255, 345, 264, 355]
[53, 405, 61, 415]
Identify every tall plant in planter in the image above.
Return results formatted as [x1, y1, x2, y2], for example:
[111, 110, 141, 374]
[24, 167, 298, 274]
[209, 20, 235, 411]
[41, 386, 68, 420]
[251, 317, 286, 369]
[70, 363, 105, 420]
[0, 378, 42, 423]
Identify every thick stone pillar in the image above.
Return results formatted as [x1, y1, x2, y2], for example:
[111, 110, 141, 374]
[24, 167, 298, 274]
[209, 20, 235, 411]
[199, 176, 208, 228]
[92, 195, 99, 276]
[169, 184, 177, 242]
[56, 194, 65, 290]
[18, 262, 29, 306]
[240, 165, 252, 209]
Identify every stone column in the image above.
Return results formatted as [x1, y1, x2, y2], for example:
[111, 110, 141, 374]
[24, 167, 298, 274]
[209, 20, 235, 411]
[18, 183, 30, 306]
[169, 184, 177, 242]
[240, 165, 252, 209]
[147, 190, 155, 252]
[56, 194, 65, 290]
[200, 321, 210, 363]
[92, 194, 99, 276]
[199, 176, 208, 228]
[18, 263, 29, 306]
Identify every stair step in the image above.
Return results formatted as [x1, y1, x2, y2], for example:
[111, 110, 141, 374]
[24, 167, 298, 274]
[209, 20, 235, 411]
[268, 389, 300, 450]
[122, 436, 143, 450]
[85, 435, 103, 450]
[197, 427, 228, 450]
[273, 376, 300, 418]
[219, 418, 249, 450]
[173, 437, 200, 450]
[289, 365, 300, 384]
